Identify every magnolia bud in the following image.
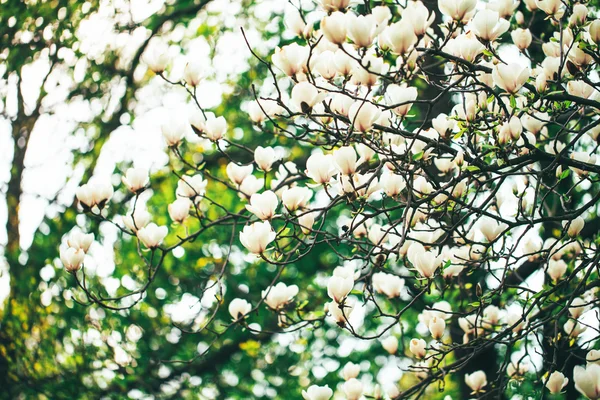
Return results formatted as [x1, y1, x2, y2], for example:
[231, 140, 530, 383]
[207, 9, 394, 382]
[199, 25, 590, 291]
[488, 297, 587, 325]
[515, 11, 525, 25]
[569, 4, 587, 27]
[564, 216, 584, 237]
[511, 28, 532, 50]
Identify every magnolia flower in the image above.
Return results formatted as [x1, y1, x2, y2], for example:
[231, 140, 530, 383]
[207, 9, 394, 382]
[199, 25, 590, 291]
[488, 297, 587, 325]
[403, 1, 435, 36]
[386, 84, 417, 117]
[569, 297, 587, 319]
[343, 362, 360, 380]
[381, 336, 398, 354]
[327, 274, 354, 303]
[564, 320, 586, 337]
[245, 191, 278, 220]
[272, 43, 308, 76]
[348, 101, 381, 132]
[479, 216, 507, 242]
[447, 32, 484, 62]
[407, 242, 443, 278]
[204, 116, 227, 141]
[570, 151, 598, 176]
[567, 81, 595, 99]
[239, 221, 276, 254]
[535, 0, 565, 19]
[60, 247, 85, 273]
[302, 384, 333, 400]
[122, 209, 151, 232]
[161, 116, 188, 147]
[176, 174, 207, 198]
[321, 12, 347, 44]
[143, 43, 169, 73]
[333, 146, 358, 175]
[346, 14, 378, 48]
[168, 198, 192, 223]
[183, 59, 203, 86]
[546, 371, 568, 394]
[281, 187, 312, 212]
[67, 231, 94, 253]
[511, 28, 532, 50]
[76, 180, 114, 209]
[327, 299, 355, 324]
[489, 0, 519, 18]
[492, 63, 530, 94]
[306, 153, 336, 185]
[227, 163, 254, 186]
[122, 167, 149, 193]
[590, 20, 600, 44]
[465, 371, 487, 394]
[228, 298, 251, 320]
[380, 21, 418, 55]
[239, 175, 265, 198]
[438, 0, 477, 22]
[343, 378, 363, 400]
[564, 216, 585, 237]
[574, 364, 600, 399]
[472, 10, 509, 42]
[380, 173, 406, 197]
[285, 9, 313, 38]
[546, 259, 567, 283]
[262, 282, 299, 309]
[431, 113, 456, 138]
[428, 316, 446, 340]
[137, 223, 168, 249]
[292, 211, 313, 236]
[254, 146, 277, 172]
[291, 82, 324, 113]
[410, 338, 427, 358]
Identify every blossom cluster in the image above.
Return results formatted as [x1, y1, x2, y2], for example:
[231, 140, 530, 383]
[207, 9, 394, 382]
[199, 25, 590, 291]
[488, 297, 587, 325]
[63, 0, 600, 397]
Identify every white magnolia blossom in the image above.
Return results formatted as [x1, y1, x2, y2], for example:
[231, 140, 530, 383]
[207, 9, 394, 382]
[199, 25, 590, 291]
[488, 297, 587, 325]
[302, 384, 333, 400]
[574, 364, 600, 399]
[262, 282, 299, 309]
[245, 191, 279, 220]
[137, 223, 168, 249]
[122, 168, 149, 193]
[239, 221, 276, 254]
[228, 298, 252, 320]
